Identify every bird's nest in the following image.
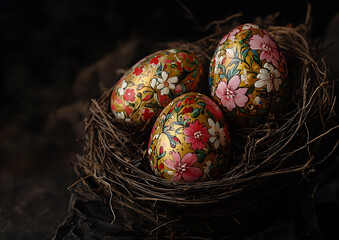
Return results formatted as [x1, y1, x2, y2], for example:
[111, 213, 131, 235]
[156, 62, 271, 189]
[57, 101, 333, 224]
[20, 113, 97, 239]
[72, 13, 337, 239]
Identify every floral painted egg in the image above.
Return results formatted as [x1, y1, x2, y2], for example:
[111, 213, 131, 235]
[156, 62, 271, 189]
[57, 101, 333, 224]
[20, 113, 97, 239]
[209, 23, 288, 126]
[111, 49, 203, 127]
[148, 92, 231, 182]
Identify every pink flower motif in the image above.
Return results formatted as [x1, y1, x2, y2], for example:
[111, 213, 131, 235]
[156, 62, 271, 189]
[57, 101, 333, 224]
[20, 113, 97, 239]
[202, 95, 223, 120]
[184, 120, 210, 150]
[175, 84, 183, 94]
[220, 28, 240, 44]
[249, 34, 280, 68]
[123, 88, 136, 102]
[164, 151, 203, 182]
[216, 76, 248, 111]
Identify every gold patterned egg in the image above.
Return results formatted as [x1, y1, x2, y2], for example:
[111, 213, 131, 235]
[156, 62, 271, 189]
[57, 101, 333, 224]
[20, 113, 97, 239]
[209, 23, 288, 126]
[111, 49, 203, 127]
[148, 92, 231, 182]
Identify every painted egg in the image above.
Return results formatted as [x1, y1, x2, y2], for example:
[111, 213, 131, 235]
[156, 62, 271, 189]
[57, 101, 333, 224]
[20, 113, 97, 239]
[209, 23, 288, 126]
[148, 92, 231, 182]
[111, 49, 203, 127]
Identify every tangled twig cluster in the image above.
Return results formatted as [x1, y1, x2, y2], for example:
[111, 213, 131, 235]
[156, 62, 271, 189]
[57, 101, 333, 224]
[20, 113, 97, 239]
[74, 13, 337, 239]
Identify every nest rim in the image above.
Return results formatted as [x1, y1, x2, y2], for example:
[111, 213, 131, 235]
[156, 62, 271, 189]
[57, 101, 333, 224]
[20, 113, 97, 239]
[74, 12, 338, 238]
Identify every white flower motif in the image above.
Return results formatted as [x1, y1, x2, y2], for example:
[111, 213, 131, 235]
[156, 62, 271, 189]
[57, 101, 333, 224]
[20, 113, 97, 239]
[150, 78, 159, 89]
[115, 111, 131, 122]
[208, 118, 225, 149]
[225, 47, 236, 58]
[242, 23, 259, 30]
[156, 71, 178, 95]
[167, 170, 174, 175]
[213, 51, 224, 74]
[255, 63, 282, 92]
[148, 148, 152, 155]
[118, 80, 127, 95]
[116, 112, 125, 119]
[168, 49, 177, 53]
[241, 69, 250, 85]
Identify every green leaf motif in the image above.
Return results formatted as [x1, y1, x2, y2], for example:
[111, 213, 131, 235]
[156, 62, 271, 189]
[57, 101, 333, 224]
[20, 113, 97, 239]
[246, 85, 255, 96]
[228, 58, 241, 67]
[231, 68, 241, 76]
[156, 64, 163, 75]
[158, 150, 166, 159]
[242, 49, 249, 60]
[192, 108, 201, 118]
[166, 111, 174, 120]
[252, 50, 259, 57]
[219, 64, 226, 74]
[168, 90, 174, 99]
[196, 150, 205, 164]
[234, 50, 239, 58]
[197, 102, 206, 107]
[252, 54, 260, 64]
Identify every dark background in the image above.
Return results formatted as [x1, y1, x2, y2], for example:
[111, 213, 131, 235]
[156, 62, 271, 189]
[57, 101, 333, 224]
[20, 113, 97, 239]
[0, 0, 338, 239]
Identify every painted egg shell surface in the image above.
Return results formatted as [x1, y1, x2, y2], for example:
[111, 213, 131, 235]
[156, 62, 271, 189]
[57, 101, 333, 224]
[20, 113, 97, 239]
[111, 49, 203, 127]
[209, 23, 288, 126]
[148, 92, 231, 182]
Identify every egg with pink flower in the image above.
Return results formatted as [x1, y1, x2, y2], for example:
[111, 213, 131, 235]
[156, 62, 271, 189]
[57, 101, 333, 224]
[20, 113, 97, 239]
[111, 49, 203, 127]
[148, 92, 231, 182]
[209, 23, 288, 126]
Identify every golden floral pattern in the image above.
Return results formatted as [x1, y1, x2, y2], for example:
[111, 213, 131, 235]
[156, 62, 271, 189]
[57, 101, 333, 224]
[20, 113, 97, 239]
[148, 92, 231, 182]
[209, 23, 288, 125]
[111, 49, 203, 126]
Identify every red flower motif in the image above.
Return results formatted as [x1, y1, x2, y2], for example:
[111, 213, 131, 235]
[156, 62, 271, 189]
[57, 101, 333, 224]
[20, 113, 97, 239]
[150, 55, 161, 66]
[184, 97, 195, 105]
[184, 120, 210, 150]
[159, 163, 164, 170]
[176, 100, 182, 108]
[123, 88, 136, 102]
[133, 66, 143, 76]
[182, 106, 194, 114]
[163, 58, 172, 64]
[202, 95, 223, 120]
[142, 108, 154, 122]
[165, 151, 203, 182]
[124, 105, 133, 116]
[142, 93, 152, 102]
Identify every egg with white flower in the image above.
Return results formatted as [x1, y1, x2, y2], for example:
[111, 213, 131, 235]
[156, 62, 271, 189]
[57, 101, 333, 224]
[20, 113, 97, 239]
[148, 92, 231, 182]
[111, 49, 203, 126]
[209, 23, 288, 126]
